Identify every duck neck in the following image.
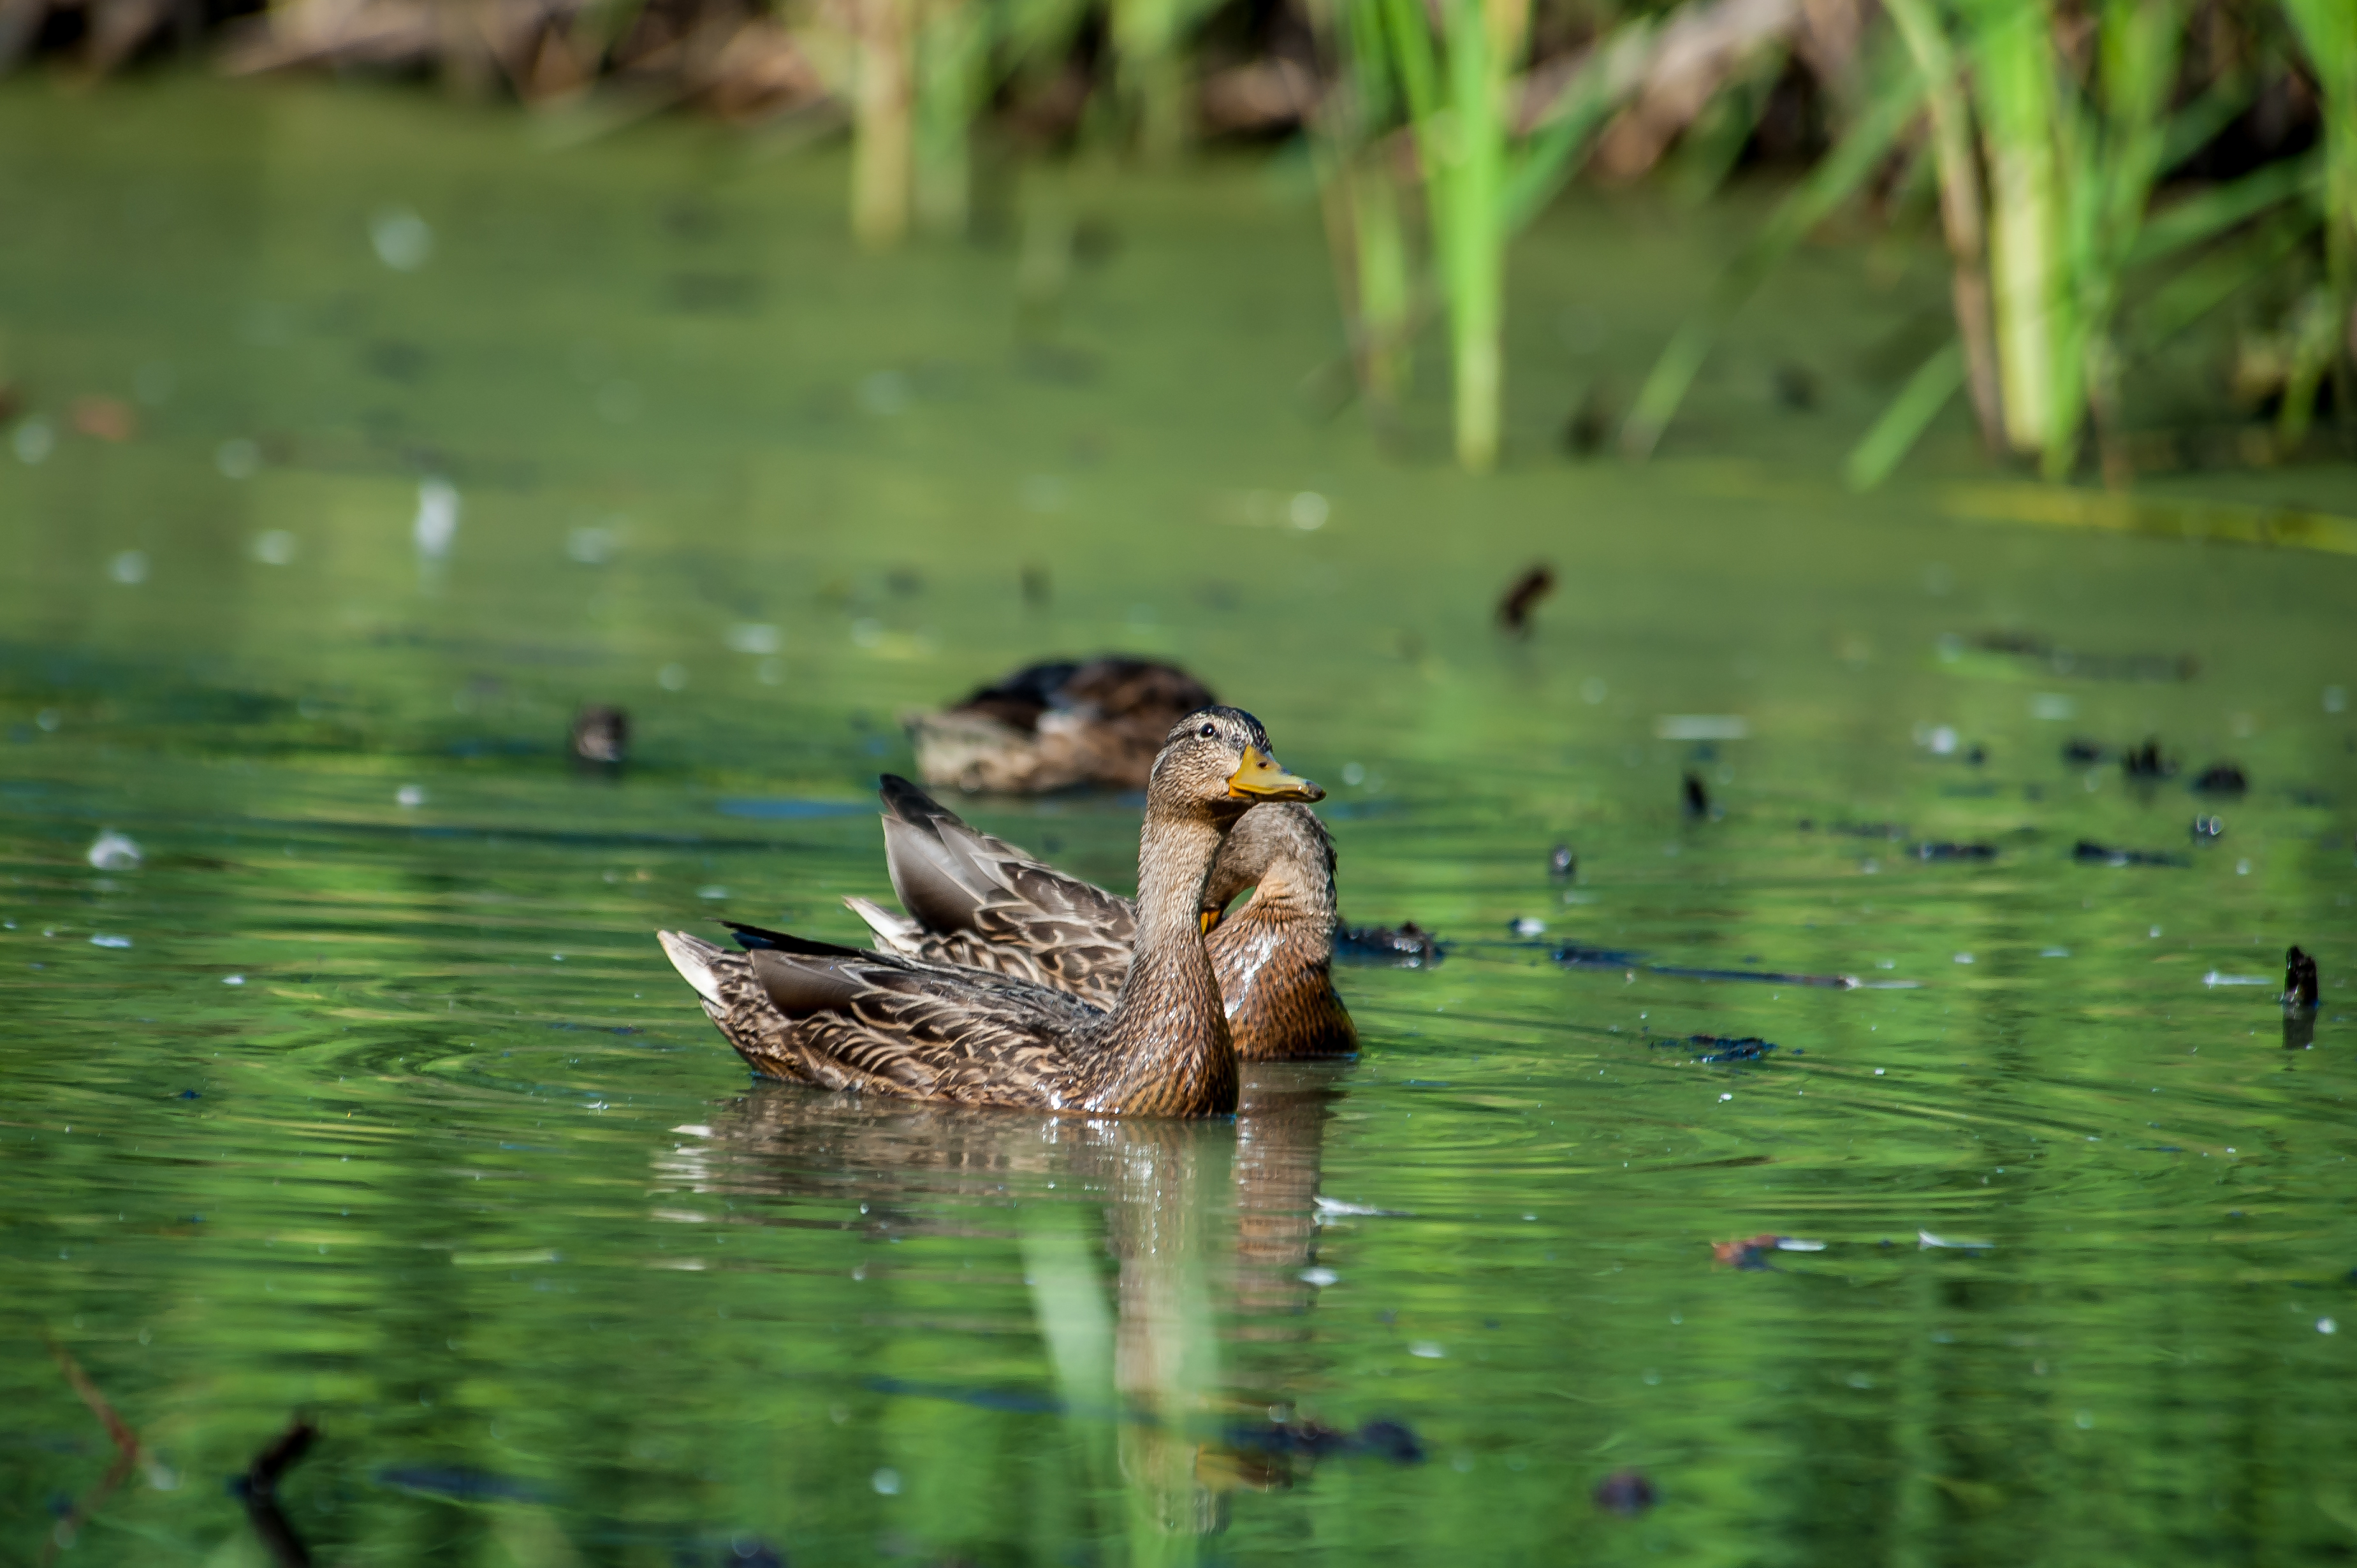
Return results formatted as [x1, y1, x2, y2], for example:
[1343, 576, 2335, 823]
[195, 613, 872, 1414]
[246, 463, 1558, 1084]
[1089, 806, 1239, 1115]
[1233, 850, 1336, 930]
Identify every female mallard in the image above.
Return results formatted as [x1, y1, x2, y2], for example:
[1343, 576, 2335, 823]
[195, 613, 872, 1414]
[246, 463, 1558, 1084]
[657, 708, 1321, 1116]
[845, 775, 1357, 1059]
[906, 657, 1217, 794]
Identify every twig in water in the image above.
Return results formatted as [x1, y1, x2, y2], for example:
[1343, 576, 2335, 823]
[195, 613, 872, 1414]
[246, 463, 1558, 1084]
[1496, 564, 1554, 633]
[38, 1336, 147, 1565]
[238, 1419, 319, 1568]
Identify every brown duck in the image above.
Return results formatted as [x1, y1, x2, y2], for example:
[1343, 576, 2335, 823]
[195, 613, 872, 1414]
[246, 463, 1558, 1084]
[657, 708, 1322, 1116]
[846, 775, 1357, 1060]
[905, 656, 1216, 794]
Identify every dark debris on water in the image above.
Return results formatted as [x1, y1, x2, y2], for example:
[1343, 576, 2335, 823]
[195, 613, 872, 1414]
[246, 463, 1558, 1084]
[2073, 840, 2189, 868]
[2192, 761, 2249, 795]
[1682, 771, 1711, 819]
[1496, 564, 1554, 634]
[1666, 1034, 1776, 1064]
[1593, 1468, 1657, 1515]
[1222, 1416, 1425, 1466]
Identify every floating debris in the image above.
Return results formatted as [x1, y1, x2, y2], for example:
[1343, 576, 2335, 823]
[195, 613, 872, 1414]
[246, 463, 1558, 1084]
[1682, 771, 1710, 818]
[1917, 1230, 1993, 1252]
[2062, 737, 2107, 764]
[1313, 1195, 1410, 1219]
[1712, 1233, 1825, 1270]
[571, 705, 630, 767]
[2284, 945, 2320, 1011]
[1563, 389, 1613, 454]
[85, 830, 142, 870]
[89, 934, 131, 949]
[1335, 921, 1442, 967]
[2121, 738, 2176, 780]
[1675, 1034, 1775, 1063]
[2073, 840, 2188, 868]
[2191, 814, 2225, 840]
[1553, 943, 1646, 971]
[412, 477, 460, 559]
[1509, 917, 1547, 938]
[1916, 841, 1996, 862]
[2191, 761, 2248, 796]
[1593, 1467, 1656, 1515]
[1222, 1415, 1425, 1466]
[71, 395, 136, 442]
[1969, 631, 2196, 683]
[1496, 563, 1554, 634]
[234, 1419, 317, 1568]
[1554, 944, 1860, 988]
[1549, 843, 1576, 879]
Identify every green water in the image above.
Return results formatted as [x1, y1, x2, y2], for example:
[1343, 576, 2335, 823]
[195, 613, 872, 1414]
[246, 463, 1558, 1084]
[4, 74, 2356, 1567]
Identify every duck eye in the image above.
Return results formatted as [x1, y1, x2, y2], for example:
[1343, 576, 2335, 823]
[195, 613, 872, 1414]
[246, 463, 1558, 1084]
[1199, 723, 1216, 738]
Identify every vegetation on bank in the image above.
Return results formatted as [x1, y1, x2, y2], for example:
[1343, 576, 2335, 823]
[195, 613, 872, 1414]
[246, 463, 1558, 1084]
[2, 0, 2347, 482]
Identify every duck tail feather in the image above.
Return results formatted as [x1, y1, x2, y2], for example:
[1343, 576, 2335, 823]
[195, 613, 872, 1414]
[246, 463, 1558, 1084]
[878, 773, 963, 832]
[722, 920, 867, 958]
[657, 930, 729, 1007]
[882, 815, 994, 929]
[845, 895, 924, 952]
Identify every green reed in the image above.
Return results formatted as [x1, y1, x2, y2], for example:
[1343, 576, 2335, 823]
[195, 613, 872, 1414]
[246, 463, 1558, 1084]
[1640, 0, 2333, 488]
[2278, 0, 2354, 431]
[1341, 0, 1643, 470]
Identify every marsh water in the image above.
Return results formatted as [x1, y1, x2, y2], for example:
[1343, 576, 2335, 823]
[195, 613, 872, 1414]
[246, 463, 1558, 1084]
[4, 76, 2356, 1567]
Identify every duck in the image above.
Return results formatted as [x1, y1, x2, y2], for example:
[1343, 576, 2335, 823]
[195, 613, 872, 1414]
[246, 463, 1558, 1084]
[657, 708, 1322, 1117]
[905, 656, 1217, 794]
[845, 774, 1358, 1059]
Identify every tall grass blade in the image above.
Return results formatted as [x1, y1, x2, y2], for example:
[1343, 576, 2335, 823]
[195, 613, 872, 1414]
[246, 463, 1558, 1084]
[2130, 154, 2321, 266]
[1498, 20, 1655, 232]
[1846, 339, 1964, 490]
[2136, 208, 2321, 349]
[2279, 0, 2354, 414]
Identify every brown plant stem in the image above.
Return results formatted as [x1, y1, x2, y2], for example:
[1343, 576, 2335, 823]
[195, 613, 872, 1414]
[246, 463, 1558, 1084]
[1884, 0, 2004, 452]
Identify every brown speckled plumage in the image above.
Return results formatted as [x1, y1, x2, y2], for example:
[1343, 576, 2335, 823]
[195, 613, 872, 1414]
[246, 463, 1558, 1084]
[658, 708, 1320, 1117]
[848, 778, 1355, 1059]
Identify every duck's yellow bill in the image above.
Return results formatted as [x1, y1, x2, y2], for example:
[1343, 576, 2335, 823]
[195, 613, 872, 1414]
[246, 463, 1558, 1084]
[1226, 744, 1325, 802]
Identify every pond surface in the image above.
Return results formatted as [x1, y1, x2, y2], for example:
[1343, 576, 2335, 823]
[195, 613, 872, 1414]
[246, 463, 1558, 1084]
[4, 75, 2356, 1568]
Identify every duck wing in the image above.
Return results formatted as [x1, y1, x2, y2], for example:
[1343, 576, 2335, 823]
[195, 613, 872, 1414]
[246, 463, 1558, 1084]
[870, 775, 1137, 1003]
[662, 927, 1108, 1105]
[746, 941, 1107, 1107]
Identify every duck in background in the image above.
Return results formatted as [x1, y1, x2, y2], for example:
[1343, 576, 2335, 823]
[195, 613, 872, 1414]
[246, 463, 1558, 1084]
[905, 656, 1215, 793]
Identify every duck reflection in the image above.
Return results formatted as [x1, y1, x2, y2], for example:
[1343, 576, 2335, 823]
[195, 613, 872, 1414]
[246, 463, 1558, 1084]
[654, 1064, 1404, 1542]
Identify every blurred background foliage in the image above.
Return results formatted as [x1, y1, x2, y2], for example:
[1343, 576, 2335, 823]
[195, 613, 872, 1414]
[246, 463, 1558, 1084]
[0, 0, 2349, 478]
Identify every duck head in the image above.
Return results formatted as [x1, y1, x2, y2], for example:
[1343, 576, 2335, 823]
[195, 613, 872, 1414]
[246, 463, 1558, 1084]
[1149, 706, 1323, 821]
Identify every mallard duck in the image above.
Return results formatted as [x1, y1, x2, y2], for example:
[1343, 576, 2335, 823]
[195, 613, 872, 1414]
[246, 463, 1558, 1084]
[905, 656, 1217, 794]
[845, 774, 1357, 1059]
[658, 708, 1322, 1116]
